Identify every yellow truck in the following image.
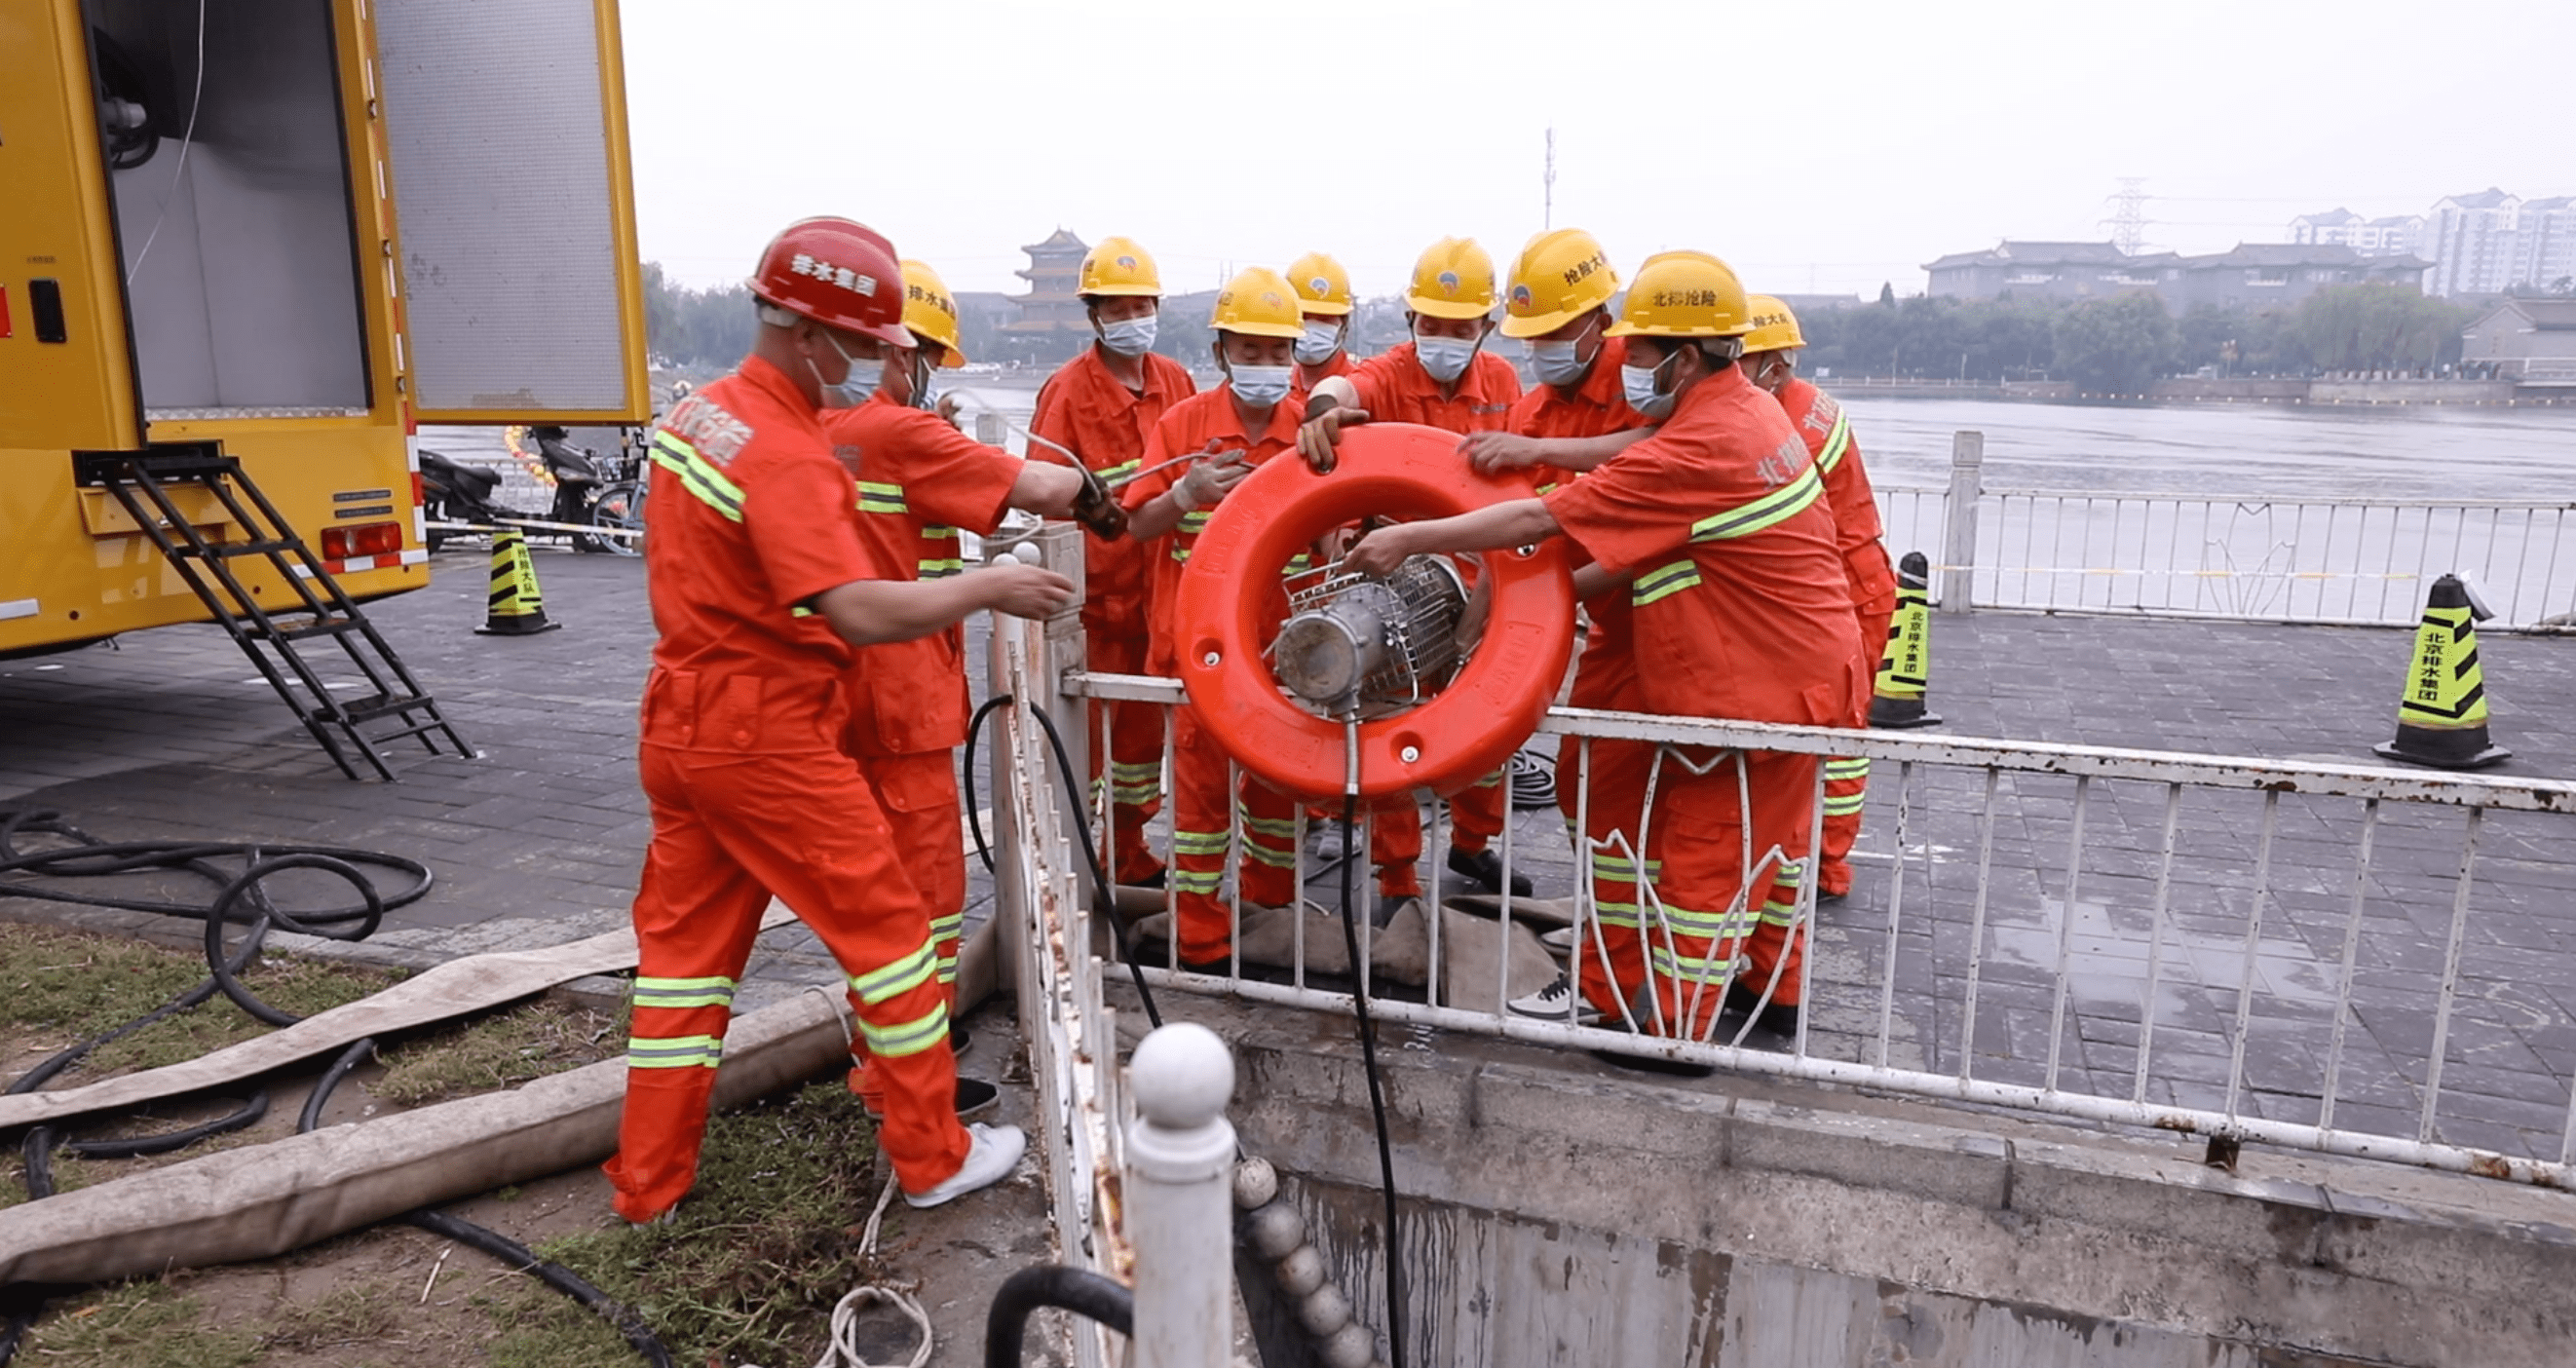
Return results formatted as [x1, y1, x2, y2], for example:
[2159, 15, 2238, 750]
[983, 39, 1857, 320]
[0, 0, 649, 664]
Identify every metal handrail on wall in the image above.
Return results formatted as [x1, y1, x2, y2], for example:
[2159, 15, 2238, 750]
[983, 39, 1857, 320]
[1060, 665, 2576, 1194]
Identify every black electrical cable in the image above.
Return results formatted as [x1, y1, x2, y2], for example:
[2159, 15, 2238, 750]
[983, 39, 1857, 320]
[983, 1265, 1133, 1368]
[1331, 786, 1409, 1368]
[294, 1037, 675, 1368]
[964, 694, 1161, 1031]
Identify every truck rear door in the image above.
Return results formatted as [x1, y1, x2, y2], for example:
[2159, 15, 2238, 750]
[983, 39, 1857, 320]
[0, 0, 145, 451]
[373, 0, 650, 425]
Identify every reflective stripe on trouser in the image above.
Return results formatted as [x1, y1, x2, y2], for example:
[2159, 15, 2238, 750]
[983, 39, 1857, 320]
[849, 750, 968, 1116]
[1820, 601, 1894, 894]
[1637, 748, 1821, 1034]
[1171, 703, 1299, 964]
[1558, 722, 1660, 1020]
[1446, 768, 1508, 855]
[609, 739, 966, 1221]
[1086, 629, 1166, 885]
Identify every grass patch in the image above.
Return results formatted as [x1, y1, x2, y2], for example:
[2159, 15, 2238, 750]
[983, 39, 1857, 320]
[373, 1000, 623, 1107]
[257, 1282, 404, 1353]
[484, 1081, 887, 1368]
[22, 1281, 260, 1368]
[0, 922, 402, 1083]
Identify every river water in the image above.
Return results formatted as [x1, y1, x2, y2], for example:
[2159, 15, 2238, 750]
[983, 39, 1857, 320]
[422, 380, 2576, 626]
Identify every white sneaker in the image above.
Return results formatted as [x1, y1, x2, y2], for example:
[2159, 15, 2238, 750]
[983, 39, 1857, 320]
[1506, 972, 1603, 1025]
[904, 1122, 1026, 1208]
[1537, 926, 1575, 956]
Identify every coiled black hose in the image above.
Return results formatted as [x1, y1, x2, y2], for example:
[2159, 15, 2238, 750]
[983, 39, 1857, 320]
[0, 811, 663, 1368]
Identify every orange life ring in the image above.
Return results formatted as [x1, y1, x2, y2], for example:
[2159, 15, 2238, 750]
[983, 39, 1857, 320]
[1173, 422, 1575, 802]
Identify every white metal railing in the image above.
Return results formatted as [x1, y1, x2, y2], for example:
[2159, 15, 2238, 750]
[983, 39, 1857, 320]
[1873, 432, 2576, 628]
[1055, 666, 2576, 1193]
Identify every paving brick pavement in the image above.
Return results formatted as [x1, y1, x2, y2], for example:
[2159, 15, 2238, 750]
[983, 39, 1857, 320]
[5, 547, 2574, 1162]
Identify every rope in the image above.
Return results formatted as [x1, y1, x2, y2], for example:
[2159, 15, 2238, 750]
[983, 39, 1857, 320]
[805, 1169, 931, 1368]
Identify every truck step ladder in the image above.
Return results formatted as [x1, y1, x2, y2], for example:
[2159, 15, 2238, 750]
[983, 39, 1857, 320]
[77, 446, 473, 780]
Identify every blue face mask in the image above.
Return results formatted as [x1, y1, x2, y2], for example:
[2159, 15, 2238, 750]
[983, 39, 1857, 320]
[1620, 354, 1677, 419]
[1295, 320, 1344, 365]
[1098, 314, 1158, 356]
[1415, 333, 1479, 383]
[815, 333, 883, 409]
[1229, 363, 1294, 408]
[1529, 339, 1590, 388]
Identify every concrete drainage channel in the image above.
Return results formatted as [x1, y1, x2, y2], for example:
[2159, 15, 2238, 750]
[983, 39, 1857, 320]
[1168, 991, 2576, 1368]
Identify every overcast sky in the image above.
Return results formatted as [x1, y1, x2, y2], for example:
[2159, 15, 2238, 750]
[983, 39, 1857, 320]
[622, 0, 2575, 302]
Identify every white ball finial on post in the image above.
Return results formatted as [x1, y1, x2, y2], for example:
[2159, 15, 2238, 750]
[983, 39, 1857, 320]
[1125, 1023, 1238, 1368]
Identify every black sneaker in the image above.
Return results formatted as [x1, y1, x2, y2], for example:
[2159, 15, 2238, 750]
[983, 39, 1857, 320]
[1447, 847, 1534, 898]
[950, 1019, 973, 1054]
[1724, 982, 1802, 1038]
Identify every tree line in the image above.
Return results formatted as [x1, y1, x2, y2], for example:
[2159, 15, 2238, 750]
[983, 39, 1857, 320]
[1797, 285, 2479, 395]
[643, 263, 2480, 398]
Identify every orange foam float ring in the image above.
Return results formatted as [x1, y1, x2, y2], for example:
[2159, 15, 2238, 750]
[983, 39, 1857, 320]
[1173, 421, 1575, 803]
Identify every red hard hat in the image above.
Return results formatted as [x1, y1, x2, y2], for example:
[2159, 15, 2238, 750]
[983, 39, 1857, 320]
[747, 217, 913, 347]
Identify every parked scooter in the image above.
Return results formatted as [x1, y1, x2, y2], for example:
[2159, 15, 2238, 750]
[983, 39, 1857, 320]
[417, 432, 644, 555]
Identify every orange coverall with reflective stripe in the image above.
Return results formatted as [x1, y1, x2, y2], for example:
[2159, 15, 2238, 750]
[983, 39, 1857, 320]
[1543, 365, 1864, 1028]
[617, 357, 966, 1220]
[1121, 385, 1307, 965]
[1778, 378, 1897, 896]
[1031, 346, 1195, 884]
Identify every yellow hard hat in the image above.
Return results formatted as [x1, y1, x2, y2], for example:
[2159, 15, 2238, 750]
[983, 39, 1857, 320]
[1078, 236, 1161, 297]
[1739, 294, 1805, 355]
[1403, 237, 1497, 321]
[900, 259, 967, 367]
[1287, 251, 1353, 316]
[1209, 267, 1306, 339]
[1607, 250, 1753, 338]
[1499, 228, 1618, 338]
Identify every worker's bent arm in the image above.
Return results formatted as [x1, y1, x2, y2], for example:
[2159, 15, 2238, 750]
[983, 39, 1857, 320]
[1007, 461, 1083, 517]
[1342, 498, 1561, 577]
[1123, 489, 1190, 543]
[1533, 428, 1652, 472]
[809, 565, 1073, 647]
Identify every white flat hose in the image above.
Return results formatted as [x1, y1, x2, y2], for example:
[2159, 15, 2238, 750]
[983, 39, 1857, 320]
[0, 990, 852, 1286]
[0, 906, 796, 1134]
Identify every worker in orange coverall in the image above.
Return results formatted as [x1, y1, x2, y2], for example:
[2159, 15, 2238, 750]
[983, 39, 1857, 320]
[821, 257, 1124, 1122]
[1740, 295, 1897, 903]
[1028, 237, 1195, 890]
[1296, 237, 1531, 899]
[1339, 250, 1863, 1042]
[611, 217, 1072, 1222]
[1118, 268, 1316, 968]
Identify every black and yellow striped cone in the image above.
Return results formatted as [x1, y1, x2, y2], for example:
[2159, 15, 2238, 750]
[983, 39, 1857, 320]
[474, 528, 559, 636]
[1869, 551, 1941, 729]
[2373, 574, 2506, 770]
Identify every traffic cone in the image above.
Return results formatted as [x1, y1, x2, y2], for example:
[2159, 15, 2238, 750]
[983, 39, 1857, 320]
[474, 528, 559, 635]
[1869, 551, 1940, 728]
[2373, 574, 2507, 769]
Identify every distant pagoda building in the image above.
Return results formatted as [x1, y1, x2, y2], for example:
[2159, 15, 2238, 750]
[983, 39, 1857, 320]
[1008, 228, 1090, 338]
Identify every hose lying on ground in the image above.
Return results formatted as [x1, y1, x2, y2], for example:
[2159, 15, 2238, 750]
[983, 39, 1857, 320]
[0, 809, 672, 1367]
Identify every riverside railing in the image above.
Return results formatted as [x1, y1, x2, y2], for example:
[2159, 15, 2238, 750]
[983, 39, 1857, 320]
[1875, 432, 2576, 628]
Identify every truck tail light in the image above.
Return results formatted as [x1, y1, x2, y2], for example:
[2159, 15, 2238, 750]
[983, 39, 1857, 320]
[322, 522, 403, 560]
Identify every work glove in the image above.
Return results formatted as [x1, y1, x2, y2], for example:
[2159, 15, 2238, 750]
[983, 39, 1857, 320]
[1069, 463, 1128, 539]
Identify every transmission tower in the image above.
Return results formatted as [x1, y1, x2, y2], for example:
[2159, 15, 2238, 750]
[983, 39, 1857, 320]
[2107, 177, 2147, 255]
[1542, 128, 1557, 231]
